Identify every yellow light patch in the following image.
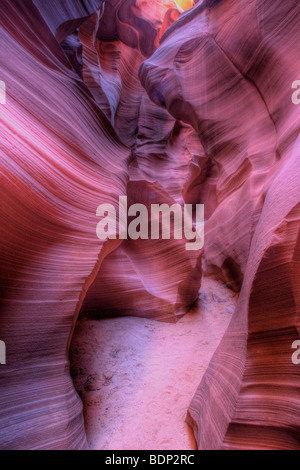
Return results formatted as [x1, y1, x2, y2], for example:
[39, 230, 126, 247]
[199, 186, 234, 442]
[175, 0, 194, 11]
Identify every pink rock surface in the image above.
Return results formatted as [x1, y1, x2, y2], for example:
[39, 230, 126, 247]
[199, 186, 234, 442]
[33, 0, 104, 41]
[81, 180, 201, 322]
[187, 137, 300, 450]
[0, 0, 128, 450]
[78, 0, 202, 320]
[0, 0, 300, 451]
[0, 0, 201, 449]
[139, 0, 300, 450]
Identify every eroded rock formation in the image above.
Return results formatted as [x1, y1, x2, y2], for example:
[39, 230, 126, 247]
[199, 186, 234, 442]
[0, 0, 131, 450]
[0, 0, 199, 449]
[0, 0, 299, 451]
[140, 0, 299, 450]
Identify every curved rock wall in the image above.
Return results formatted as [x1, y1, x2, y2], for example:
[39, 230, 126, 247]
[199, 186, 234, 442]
[0, 0, 200, 449]
[0, 0, 299, 450]
[0, 0, 128, 450]
[139, 0, 300, 450]
[79, 0, 203, 321]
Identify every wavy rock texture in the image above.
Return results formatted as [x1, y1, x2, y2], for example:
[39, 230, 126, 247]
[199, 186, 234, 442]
[33, 0, 105, 41]
[79, 0, 202, 321]
[0, 0, 128, 450]
[81, 180, 202, 322]
[0, 0, 201, 449]
[1, 0, 300, 451]
[140, 0, 300, 450]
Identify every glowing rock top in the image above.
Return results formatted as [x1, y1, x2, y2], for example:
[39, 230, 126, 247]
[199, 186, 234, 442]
[175, 0, 194, 12]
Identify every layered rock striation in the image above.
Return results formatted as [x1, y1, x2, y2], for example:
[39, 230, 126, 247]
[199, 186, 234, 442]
[139, 0, 300, 450]
[0, 0, 299, 451]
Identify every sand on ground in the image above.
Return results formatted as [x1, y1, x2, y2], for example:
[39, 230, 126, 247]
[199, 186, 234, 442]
[70, 276, 237, 450]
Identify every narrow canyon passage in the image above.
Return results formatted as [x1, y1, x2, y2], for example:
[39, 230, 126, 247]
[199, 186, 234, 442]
[70, 277, 237, 450]
[1, 0, 300, 451]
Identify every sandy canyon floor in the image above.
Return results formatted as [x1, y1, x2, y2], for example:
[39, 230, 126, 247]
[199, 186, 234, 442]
[70, 276, 238, 450]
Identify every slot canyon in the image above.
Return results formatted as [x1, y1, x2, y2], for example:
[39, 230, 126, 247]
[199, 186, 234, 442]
[0, 0, 299, 451]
